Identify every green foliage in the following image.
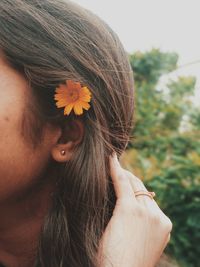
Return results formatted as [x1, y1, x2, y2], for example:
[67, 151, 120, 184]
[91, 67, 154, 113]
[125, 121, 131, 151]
[130, 48, 178, 85]
[168, 76, 196, 98]
[190, 110, 200, 130]
[126, 49, 200, 267]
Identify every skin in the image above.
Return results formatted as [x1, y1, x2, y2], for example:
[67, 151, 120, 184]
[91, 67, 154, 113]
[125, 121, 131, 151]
[0, 55, 83, 267]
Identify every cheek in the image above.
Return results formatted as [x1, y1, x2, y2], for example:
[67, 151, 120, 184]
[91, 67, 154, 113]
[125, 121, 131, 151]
[0, 115, 50, 202]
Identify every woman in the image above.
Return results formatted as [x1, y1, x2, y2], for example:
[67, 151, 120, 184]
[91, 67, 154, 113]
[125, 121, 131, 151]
[0, 0, 172, 266]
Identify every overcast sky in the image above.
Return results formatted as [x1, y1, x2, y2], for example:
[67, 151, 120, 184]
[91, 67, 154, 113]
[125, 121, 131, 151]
[72, 0, 200, 95]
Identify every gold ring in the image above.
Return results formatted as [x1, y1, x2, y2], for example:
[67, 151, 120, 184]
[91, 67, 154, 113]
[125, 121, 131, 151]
[134, 190, 156, 199]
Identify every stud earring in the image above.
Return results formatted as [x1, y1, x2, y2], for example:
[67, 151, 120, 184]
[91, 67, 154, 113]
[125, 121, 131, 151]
[61, 150, 66, 156]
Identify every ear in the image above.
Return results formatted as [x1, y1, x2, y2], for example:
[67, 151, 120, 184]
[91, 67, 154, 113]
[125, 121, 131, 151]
[51, 119, 84, 163]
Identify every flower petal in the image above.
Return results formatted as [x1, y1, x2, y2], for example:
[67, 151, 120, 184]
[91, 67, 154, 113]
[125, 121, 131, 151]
[55, 84, 68, 93]
[55, 99, 71, 107]
[54, 92, 68, 100]
[64, 103, 74, 115]
[73, 103, 83, 115]
[79, 101, 91, 110]
[56, 102, 65, 108]
[81, 95, 91, 102]
[81, 86, 92, 96]
[67, 80, 82, 91]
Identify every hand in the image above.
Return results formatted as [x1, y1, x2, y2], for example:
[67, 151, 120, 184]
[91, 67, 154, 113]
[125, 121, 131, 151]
[97, 153, 172, 267]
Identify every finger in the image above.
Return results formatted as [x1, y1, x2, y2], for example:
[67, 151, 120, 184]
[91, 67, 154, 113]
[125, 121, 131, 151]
[123, 169, 162, 212]
[123, 170, 152, 205]
[109, 153, 136, 200]
[127, 172, 166, 216]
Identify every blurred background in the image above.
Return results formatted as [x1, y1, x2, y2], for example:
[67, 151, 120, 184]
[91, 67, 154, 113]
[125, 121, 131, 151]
[73, 1, 200, 266]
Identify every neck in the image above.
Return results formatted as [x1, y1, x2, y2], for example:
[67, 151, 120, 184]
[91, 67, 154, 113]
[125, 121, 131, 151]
[0, 180, 54, 267]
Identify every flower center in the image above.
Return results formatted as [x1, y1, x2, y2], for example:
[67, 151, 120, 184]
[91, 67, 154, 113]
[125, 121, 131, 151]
[69, 90, 79, 101]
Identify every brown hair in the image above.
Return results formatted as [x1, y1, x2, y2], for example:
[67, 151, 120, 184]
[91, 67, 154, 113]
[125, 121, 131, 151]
[0, 0, 134, 266]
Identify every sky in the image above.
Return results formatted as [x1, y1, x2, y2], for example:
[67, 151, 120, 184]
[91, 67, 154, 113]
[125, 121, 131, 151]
[72, 0, 200, 99]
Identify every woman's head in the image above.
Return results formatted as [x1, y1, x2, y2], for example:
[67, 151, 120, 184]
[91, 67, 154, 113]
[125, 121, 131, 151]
[0, 0, 134, 266]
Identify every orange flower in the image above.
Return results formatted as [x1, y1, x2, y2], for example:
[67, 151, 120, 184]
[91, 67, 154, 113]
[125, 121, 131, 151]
[54, 80, 92, 115]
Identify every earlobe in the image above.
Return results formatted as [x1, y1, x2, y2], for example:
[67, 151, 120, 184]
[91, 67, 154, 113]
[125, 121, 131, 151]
[51, 141, 74, 162]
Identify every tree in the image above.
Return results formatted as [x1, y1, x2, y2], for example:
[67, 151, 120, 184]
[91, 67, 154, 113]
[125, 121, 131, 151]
[122, 49, 200, 267]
